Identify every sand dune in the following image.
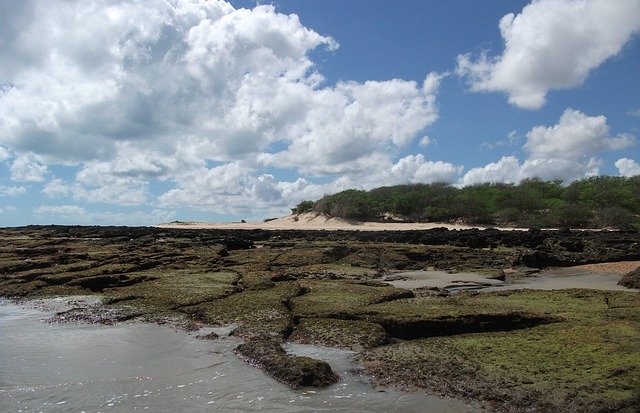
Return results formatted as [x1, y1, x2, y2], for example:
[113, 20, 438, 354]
[158, 212, 520, 231]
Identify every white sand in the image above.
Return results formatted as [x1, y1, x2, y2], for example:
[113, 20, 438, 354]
[158, 212, 521, 231]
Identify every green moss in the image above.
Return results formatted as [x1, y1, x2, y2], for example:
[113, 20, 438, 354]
[103, 270, 239, 310]
[183, 283, 303, 338]
[361, 290, 640, 412]
[283, 263, 379, 279]
[236, 337, 339, 389]
[289, 317, 389, 350]
[290, 279, 412, 318]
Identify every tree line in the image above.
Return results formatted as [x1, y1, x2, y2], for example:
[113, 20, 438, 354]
[292, 176, 640, 229]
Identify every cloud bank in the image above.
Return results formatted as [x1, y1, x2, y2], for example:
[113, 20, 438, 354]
[0, 1, 637, 224]
[0, 0, 448, 215]
[461, 109, 635, 185]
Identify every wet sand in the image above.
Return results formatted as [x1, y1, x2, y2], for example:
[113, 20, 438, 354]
[385, 261, 640, 293]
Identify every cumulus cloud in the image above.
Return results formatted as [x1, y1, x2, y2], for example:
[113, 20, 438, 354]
[42, 176, 148, 206]
[157, 161, 327, 216]
[419, 136, 433, 147]
[254, 75, 441, 174]
[0, 146, 10, 161]
[524, 109, 635, 159]
[0, 185, 27, 197]
[10, 154, 48, 182]
[388, 155, 461, 184]
[615, 158, 640, 177]
[461, 156, 521, 186]
[461, 109, 635, 185]
[0, 0, 444, 217]
[456, 0, 640, 109]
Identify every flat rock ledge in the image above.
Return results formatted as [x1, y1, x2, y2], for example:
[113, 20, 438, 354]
[236, 337, 339, 389]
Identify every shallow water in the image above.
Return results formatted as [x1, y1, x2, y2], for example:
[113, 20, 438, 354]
[0, 298, 479, 413]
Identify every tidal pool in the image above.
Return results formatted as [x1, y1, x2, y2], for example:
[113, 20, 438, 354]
[0, 298, 479, 412]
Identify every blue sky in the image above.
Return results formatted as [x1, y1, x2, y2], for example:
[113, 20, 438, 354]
[0, 0, 639, 226]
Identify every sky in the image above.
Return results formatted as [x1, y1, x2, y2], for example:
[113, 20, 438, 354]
[0, 0, 639, 226]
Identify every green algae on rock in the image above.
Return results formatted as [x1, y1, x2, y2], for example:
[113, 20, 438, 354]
[236, 337, 339, 389]
[360, 289, 640, 413]
[289, 317, 390, 350]
[1, 225, 639, 409]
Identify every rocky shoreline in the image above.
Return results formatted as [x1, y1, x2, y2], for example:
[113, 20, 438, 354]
[1, 225, 639, 412]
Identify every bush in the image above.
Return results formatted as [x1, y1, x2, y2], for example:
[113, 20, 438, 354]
[299, 177, 640, 229]
[292, 200, 315, 215]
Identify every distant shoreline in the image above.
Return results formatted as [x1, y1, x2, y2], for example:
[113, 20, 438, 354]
[157, 212, 524, 231]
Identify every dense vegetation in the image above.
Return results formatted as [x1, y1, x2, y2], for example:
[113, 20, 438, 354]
[293, 176, 640, 229]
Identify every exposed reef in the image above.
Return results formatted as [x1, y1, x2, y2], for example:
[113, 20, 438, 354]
[1, 225, 639, 412]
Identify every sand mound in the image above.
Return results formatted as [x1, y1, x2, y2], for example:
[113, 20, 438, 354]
[158, 212, 515, 231]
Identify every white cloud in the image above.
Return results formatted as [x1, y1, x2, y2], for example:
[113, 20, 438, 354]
[42, 155, 152, 206]
[615, 158, 640, 176]
[456, 0, 640, 109]
[461, 109, 635, 185]
[34, 205, 86, 217]
[10, 154, 48, 182]
[33, 205, 175, 225]
[0, 146, 10, 161]
[255, 75, 441, 174]
[388, 155, 461, 184]
[0, 0, 443, 216]
[42, 179, 70, 198]
[524, 109, 635, 160]
[481, 130, 519, 150]
[419, 136, 433, 147]
[422, 71, 447, 95]
[461, 156, 521, 186]
[0, 185, 27, 197]
[42, 177, 148, 206]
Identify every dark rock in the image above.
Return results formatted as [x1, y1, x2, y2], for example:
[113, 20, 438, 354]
[196, 331, 219, 340]
[618, 266, 640, 289]
[236, 337, 339, 389]
[68, 274, 154, 292]
[373, 313, 558, 340]
[515, 251, 565, 268]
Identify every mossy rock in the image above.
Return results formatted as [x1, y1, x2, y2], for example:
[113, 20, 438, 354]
[361, 290, 640, 413]
[236, 337, 339, 389]
[618, 266, 640, 289]
[183, 283, 303, 339]
[290, 279, 413, 318]
[103, 270, 240, 310]
[289, 318, 389, 350]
